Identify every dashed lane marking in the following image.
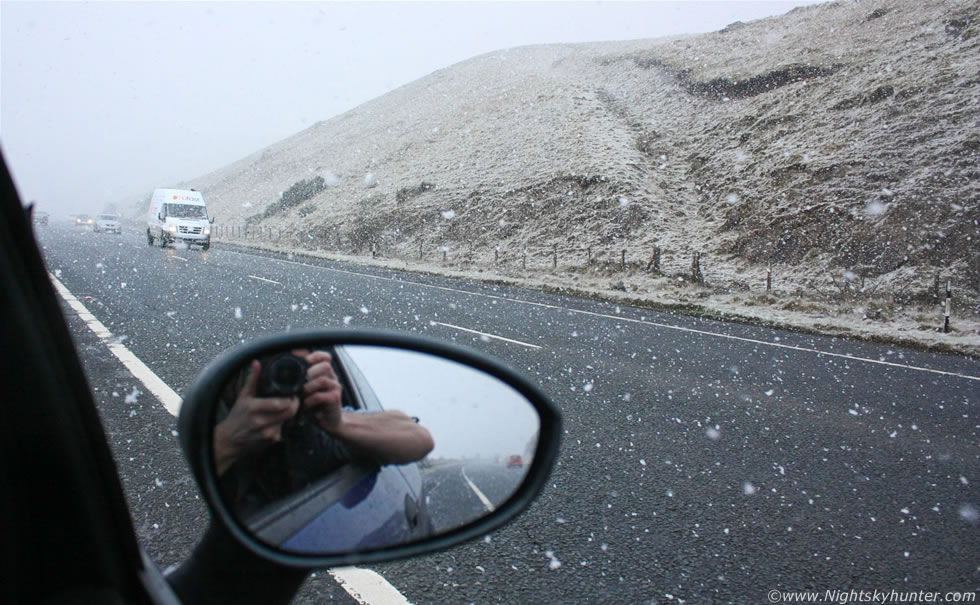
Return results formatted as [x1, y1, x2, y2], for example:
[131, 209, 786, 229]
[50, 273, 416, 605]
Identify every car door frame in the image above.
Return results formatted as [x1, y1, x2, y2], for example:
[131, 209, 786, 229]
[0, 151, 180, 604]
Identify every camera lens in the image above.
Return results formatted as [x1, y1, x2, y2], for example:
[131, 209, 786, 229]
[267, 356, 307, 395]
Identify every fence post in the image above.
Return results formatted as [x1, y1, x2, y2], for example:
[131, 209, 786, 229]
[944, 280, 952, 333]
[522, 248, 527, 270]
[767, 263, 772, 293]
[621, 249, 626, 271]
[587, 246, 592, 266]
[442, 248, 447, 263]
[495, 246, 499, 263]
[553, 244, 558, 268]
[647, 247, 661, 273]
[419, 241, 423, 260]
[691, 252, 704, 283]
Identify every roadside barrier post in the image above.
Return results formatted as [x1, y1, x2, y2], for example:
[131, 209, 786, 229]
[944, 280, 952, 333]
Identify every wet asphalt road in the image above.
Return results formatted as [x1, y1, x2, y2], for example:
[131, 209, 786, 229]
[424, 461, 524, 533]
[39, 222, 979, 604]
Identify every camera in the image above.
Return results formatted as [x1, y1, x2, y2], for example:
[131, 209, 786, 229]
[256, 353, 310, 397]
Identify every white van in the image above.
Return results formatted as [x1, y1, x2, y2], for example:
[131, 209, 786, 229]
[146, 188, 213, 250]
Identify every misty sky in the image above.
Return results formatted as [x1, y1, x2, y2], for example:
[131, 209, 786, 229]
[342, 345, 541, 460]
[1, 1, 821, 214]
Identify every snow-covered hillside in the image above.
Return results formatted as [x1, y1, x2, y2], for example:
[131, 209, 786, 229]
[181, 0, 979, 353]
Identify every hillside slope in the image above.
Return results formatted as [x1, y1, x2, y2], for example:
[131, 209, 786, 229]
[185, 0, 979, 321]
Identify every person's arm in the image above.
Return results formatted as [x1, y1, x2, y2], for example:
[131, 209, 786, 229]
[303, 351, 434, 465]
[327, 410, 434, 465]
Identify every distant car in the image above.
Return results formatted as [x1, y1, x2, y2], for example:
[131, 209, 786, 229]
[507, 455, 523, 468]
[94, 214, 121, 234]
[74, 214, 93, 228]
[32, 210, 49, 225]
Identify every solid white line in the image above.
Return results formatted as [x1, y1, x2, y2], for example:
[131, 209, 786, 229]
[433, 322, 541, 349]
[461, 468, 496, 512]
[248, 274, 282, 285]
[328, 568, 413, 605]
[51, 273, 414, 605]
[227, 251, 978, 382]
[168, 255, 188, 262]
[49, 274, 183, 416]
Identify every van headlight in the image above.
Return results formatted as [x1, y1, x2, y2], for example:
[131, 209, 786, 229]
[204, 226, 211, 235]
[168, 224, 177, 233]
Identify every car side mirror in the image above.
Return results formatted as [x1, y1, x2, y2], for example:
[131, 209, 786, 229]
[158, 212, 165, 221]
[209, 216, 215, 224]
[177, 329, 561, 568]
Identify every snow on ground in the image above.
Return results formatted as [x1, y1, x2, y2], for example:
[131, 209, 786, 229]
[216, 238, 980, 356]
[151, 0, 978, 356]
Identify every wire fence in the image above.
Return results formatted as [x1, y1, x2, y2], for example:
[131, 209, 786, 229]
[211, 224, 713, 283]
[210, 225, 970, 328]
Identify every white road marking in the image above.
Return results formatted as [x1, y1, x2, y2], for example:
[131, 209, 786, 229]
[226, 251, 979, 382]
[50, 273, 183, 416]
[461, 468, 495, 512]
[433, 322, 541, 349]
[50, 273, 414, 605]
[328, 568, 413, 605]
[168, 254, 188, 262]
[248, 274, 283, 285]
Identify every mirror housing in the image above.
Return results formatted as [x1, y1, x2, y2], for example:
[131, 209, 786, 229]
[178, 329, 561, 569]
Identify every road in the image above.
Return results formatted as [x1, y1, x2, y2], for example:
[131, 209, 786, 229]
[37, 222, 979, 604]
[423, 461, 525, 533]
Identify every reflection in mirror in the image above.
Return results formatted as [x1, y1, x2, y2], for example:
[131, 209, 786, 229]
[211, 344, 541, 556]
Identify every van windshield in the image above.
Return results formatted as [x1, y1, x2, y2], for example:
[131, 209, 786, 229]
[165, 203, 206, 219]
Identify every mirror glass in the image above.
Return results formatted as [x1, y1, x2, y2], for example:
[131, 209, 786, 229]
[210, 343, 541, 555]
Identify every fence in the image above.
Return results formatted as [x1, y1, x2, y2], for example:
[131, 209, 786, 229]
[212, 224, 710, 283]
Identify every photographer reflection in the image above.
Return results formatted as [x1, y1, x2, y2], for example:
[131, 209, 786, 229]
[213, 349, 434, 519]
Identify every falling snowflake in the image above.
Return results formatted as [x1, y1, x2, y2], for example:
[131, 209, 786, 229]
[545, 550, 562, 570]
[864, 200, 887, 216]
[125, 387, 141, 404]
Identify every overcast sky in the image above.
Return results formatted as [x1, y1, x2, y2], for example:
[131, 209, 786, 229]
[1, 1, 821, 214]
